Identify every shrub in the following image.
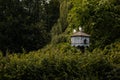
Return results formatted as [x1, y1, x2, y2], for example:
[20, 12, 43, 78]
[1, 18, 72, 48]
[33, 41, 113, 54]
[0, 44, 120, 80]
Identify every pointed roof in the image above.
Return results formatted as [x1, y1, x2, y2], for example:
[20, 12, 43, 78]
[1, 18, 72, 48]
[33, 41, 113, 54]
[71, 31, 90, 37]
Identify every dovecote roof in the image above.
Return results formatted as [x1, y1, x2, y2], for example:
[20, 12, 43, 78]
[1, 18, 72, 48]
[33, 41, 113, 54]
[71, 31, 90, 37]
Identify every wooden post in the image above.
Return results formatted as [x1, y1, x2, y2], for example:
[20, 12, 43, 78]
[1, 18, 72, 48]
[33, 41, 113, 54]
[77, 46, 85, 53]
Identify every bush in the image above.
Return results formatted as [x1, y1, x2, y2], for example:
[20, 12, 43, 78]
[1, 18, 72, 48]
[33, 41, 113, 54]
[51, 34, 69, 44]
[0, 44, 120, 80]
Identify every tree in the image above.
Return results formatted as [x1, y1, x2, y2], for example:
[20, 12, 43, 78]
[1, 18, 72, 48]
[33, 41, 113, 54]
[0, 0, 60, 55]
[78, 0, 120, 49]
[65, 0, 120, 50]
[45, 0, 60, 31]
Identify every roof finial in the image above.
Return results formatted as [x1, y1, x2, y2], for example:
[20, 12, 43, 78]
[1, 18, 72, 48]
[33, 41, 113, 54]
[73, 29, 76, 33]
[79, 26, 82, 31]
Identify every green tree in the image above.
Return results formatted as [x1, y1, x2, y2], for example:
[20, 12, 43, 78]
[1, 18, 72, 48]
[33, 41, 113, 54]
[66, 0, 120, 50]
[45, 0, 60, 31]
[0, 0, 60, 56]
[83, 0, 120, 49]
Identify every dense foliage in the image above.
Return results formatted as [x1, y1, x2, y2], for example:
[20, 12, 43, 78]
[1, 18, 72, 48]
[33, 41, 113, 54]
[0, 0, 60, 55]
[66, 0, 120, 50]
[0, 0, 120, 80]
[0, 42, 120, 80]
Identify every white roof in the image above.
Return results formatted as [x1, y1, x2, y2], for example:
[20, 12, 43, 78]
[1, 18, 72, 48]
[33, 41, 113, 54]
[71, 31, 90, 37]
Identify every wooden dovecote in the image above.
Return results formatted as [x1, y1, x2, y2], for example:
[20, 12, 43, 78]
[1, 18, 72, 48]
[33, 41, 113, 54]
[71, 28, 90, 47]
